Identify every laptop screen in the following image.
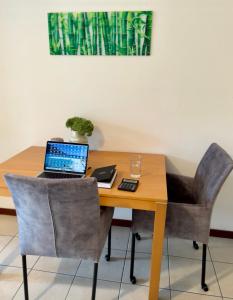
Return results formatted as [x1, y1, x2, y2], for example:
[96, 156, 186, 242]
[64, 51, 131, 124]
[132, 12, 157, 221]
[44, 141, 89, 174]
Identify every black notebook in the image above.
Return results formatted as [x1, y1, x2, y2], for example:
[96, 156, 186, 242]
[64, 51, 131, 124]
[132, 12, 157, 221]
[91, 165, 117, 188]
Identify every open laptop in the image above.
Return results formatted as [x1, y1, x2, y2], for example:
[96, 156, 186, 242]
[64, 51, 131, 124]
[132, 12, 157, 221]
[37, 141, 89, 179]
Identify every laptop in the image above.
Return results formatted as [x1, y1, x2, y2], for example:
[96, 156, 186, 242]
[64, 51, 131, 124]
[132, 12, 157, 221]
[37, 141, 89, 179]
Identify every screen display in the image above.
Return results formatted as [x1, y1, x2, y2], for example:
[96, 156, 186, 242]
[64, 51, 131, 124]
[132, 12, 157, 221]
[44, 141, 89, 174]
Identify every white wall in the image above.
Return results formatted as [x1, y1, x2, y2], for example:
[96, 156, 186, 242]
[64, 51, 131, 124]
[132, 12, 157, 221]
[1, 0, 233, 229]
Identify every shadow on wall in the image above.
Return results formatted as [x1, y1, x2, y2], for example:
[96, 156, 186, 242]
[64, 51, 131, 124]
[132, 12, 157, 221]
[211, 172, 233, 229]
[166, 155, 197, 176]
[88, 126, 105, 150]
[88, 122, 162, 152]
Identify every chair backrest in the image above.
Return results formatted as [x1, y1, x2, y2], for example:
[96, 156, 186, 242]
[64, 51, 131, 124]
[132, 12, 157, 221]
[194, 143, 233, 207]
[4, 174, 101, 260]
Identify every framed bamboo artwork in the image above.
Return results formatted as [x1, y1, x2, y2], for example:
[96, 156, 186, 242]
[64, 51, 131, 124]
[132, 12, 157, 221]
[48, 11, 153, 56]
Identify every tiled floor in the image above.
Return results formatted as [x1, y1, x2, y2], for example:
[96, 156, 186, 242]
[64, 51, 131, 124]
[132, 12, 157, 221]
[0, 216, 233, 299]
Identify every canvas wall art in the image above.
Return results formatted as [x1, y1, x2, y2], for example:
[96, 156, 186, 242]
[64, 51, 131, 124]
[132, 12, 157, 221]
[48, 11, 153, 56]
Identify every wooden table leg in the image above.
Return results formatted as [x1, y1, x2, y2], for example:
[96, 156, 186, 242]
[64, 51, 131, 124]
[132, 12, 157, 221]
[148, 203, 167, 300]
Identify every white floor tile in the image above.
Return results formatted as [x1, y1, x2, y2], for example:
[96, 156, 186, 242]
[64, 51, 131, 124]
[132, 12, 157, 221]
[128, 233, 168, 255]
[168, 238, 211, 260]
[67, 277, 120, 300]
[171, 290, 222, 299]
[105, 226, 130, 251]
[0, 265, 23, 299]
[0, 215, 18, 236]
[33, 256, 81, 275]
[208, 237, 233, 263]
[0, 237, 38, 268]
[214, 261, 233, 298]
[14, 270, 73, 300]
[169, 256, 221, 296]
[77, 249, 126, 282]
[0, 235, 13, 252]
[122, 252, 169, 289]
[119, 284, 170, 300]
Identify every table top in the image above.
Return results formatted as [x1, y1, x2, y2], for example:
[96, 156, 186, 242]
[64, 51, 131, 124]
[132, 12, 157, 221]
[0, 146, 167, 204]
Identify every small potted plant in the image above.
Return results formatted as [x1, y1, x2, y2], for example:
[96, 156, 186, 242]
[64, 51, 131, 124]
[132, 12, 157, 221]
[66, 116, 94, 144]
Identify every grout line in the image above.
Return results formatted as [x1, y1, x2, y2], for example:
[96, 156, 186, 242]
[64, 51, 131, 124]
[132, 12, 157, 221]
[118, 230, 131, 299]
[27, 268, 76, 277]
[30, 255, 41, 269]
[0, 233, 16, 237]
[207, 259, 233, 265]
[12, 255, 44, 300]
[208, 245, 224, 299]
[170, 287, 224, 298]
[74, 274, 124, 285]
[11, 266, 35, 300]
[0, 235, 15, 255]
[168, 254, 211, 262]
[0, 263, 29, 269]
[65, 259, 82, 300]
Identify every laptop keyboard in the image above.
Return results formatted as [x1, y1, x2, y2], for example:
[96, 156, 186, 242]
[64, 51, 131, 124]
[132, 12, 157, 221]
[38, 172, 83, 179]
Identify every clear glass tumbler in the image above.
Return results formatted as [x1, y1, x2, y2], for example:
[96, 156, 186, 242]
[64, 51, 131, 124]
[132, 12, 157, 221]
[130, 154, 142, 179]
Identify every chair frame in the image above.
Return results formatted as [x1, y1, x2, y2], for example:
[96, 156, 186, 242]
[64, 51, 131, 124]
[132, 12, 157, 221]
[130, 234, 209, 291]
[129, 143, 233, 291]
[21, 227, 112, 300]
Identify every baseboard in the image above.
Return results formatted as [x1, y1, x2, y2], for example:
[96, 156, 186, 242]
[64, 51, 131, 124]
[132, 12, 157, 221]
[0, 208, 16, 216]
[112, 219, 132, 227]
[1, 209, 233, 239]
[209, 229, 233, 239]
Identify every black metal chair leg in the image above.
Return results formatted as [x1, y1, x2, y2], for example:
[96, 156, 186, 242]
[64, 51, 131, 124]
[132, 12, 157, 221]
[135, 232, 141, 241]
[22, 255, 29, 300]
[193, 241, 199, 250]
[130, 233, 137, 284]
[105, 227, 111, 261]
[201, 244, 209, 292]
[91, 263, 98, 300]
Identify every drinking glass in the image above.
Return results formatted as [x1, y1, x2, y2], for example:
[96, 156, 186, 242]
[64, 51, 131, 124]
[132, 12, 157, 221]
[130, 154, 142, 179]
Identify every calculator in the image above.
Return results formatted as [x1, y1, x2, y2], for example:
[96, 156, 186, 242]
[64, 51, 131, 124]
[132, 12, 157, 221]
[118, 178, 139, 192]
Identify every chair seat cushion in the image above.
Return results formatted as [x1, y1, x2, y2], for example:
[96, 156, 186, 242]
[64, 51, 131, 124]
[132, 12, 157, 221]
[132, 174, 196, 234]
[132, 210, 154, 233]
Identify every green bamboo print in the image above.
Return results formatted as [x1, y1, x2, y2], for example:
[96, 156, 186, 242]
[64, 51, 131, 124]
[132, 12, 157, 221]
[137, 31, 141, 56]
[67, 13, 75, 54]
[97, 14, 102, 55]
[111, 12, 117, 55]
[127, 12, 136, 55]
[72, 13, 79, 54]
[103, 12, 112, 55]
[100, 12, 110, 55]
[48, 11, 153, 56]
[121, 12, 128, 55]
[78, 13, 86, 55]
[60, 13, 68, 55]
[48, 13, 62, 55]
[142, 12, 153, 55]
[84, 13, 92, 55]
[92, 13, 98, 55]
[117, 12, 121, 55]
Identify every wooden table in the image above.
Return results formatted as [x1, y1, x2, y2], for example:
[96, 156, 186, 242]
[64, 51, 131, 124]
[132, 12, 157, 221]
[0, 146, 167, 300]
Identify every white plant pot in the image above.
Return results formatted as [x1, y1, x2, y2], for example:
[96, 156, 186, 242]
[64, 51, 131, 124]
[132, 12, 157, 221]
[70, 131, 88, 144]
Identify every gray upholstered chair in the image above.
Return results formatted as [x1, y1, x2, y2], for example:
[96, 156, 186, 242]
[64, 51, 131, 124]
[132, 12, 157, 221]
[130, 143, 233, 291]
[4, 175, 114, 300]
